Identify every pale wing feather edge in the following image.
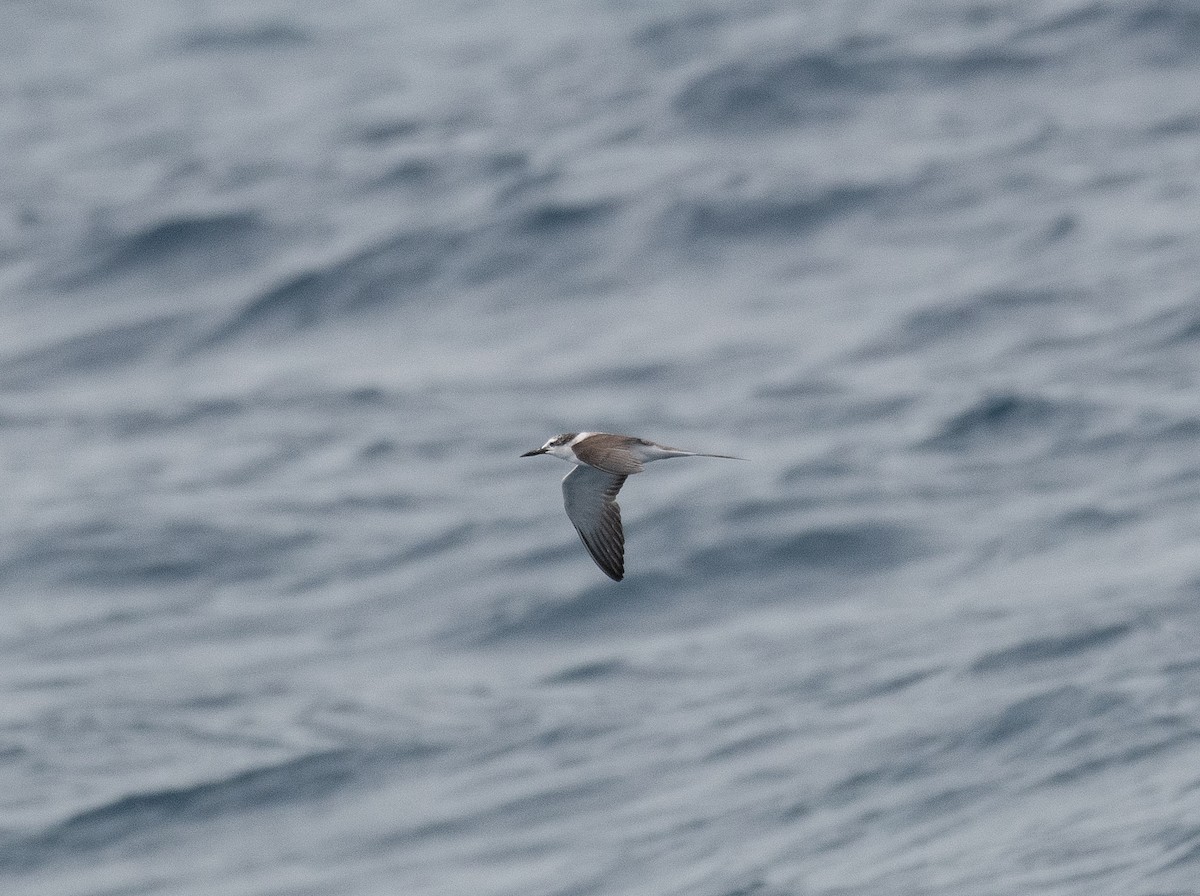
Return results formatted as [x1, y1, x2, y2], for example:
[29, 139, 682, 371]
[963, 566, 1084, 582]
[562, 465, 627, 580]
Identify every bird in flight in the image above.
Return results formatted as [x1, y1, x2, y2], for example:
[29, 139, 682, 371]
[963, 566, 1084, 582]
[521, 432, 744, 581]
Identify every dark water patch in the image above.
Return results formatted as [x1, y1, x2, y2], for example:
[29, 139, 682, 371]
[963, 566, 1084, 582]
[714, 878, 793, 896]
[1017, 0, 1200, 64]
[478, 776, 626, 830]
[1016, 2, 1111, 42]
[9, 518, 316, 589]
[1039, 212, 1079, 244]
[543, 658, 627, 684]
[180, 690, 247, 711]
[486, 149, 531, 177]
[754, 377, 839, 401]
[1158, 823, 1200, 872]
[235, 382, 405, 417]
[100, 212, 264, 271]
[58, 212, 268, 289]
[492, 166, 558, 208]
[631, 7, 727, 65]
[969, 687, 1123, 751]
[0, 741, 27, 762]
[780, 799, 812, 822]
[673, 42, 1045, 132]
[461, 192, 626, 289]
[929, 46, 1044, 80]
[106, 396, 245, 436]
[673, 50, 885, 130]
[971, 622, 1134, 674]
[762, 388, 913, 431]
[540, 719, 624, 748]
[343, 385, 388, 405]
[174, 19, 311, 52]
[355, 117, 422, 146]
[298, 488, 418, 515]
[477, 572, 684, 641]
[385, 771, 624, 848]
[1163, 652, 1200, 678]
[373, 156, 441, 190]
[1121, 0, 1200, 61]
[513, 197, 616, 237]
[0, 747, 422, 871]
[922, 392, 1083, 452]
[680, 182, 881, 241]
[931, 393, 1055, 443]
[900, 287, 1066, 348]
[722, 492, 827, 523]
[1040, 730, 1198, 788]
[1053, 504, 1136, 533]
[0, 313, 193, 387]
[357, 438, 401, 462]
[703, 723, 798, 764]
[974, 286, 1066, 311]
[561, 360, 673, 388]
[755, 375, 916, 433]
[1147, 112, 1200, 137]
[825, 753, 929, 806]
[838, 667, 942, 704]
[693, 523, 925, 578]
[907, 783, 992, 826]
[385, 522, 476, 567]
[282, 518, 469, 594]
[203, 228, 461, 344]
[1136, 304, 1200, 347]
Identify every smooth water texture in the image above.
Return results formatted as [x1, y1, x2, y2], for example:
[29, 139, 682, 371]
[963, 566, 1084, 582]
[4, 1, 1200, 894]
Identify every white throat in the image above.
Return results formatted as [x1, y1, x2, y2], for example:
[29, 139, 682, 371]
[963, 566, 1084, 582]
[545, 432, 592, 463]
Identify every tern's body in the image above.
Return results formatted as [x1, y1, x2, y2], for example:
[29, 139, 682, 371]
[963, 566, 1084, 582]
[521, 432, 744, 581]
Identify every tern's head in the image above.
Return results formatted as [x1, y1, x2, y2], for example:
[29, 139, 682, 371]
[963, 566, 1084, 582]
[521, 432, 578, 459]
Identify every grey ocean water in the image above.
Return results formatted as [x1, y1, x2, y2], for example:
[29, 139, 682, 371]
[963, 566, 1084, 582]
[4, 1, 1200, 893]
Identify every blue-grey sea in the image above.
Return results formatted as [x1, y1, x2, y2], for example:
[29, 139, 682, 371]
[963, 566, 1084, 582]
[5, 1, 1200, 893]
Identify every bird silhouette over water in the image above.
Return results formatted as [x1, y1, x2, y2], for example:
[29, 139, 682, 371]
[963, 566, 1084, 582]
[521, 432, 745, 580]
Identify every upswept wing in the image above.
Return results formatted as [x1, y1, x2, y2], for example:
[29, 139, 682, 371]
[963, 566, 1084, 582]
[561, 465, 627, 581]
